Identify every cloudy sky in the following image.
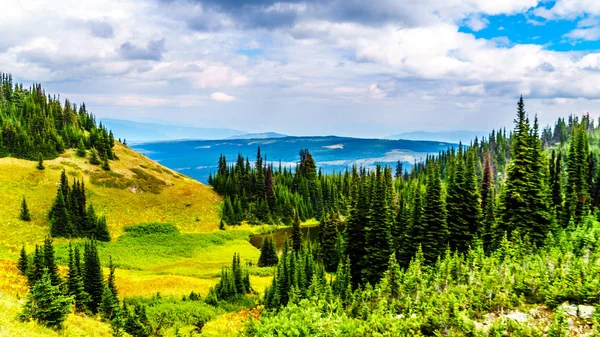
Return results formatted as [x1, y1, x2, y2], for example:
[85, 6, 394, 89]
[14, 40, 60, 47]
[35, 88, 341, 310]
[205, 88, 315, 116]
[3, 0, 600, 137]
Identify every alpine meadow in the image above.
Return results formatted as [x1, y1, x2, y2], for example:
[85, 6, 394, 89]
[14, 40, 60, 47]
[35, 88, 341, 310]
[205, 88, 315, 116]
[5, 1, 600, 336]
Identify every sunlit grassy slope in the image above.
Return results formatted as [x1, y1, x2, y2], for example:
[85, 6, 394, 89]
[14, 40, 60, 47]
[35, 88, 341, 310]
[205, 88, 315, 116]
[0, 143, 222, 257]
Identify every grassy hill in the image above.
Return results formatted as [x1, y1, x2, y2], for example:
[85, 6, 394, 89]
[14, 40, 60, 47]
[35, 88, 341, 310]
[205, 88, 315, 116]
[0, 142, 222, 257]
[0, 142, 274, 336]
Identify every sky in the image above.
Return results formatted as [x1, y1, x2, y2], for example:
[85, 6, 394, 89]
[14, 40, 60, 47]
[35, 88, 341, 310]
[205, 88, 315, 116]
[3, 0, 600, 138]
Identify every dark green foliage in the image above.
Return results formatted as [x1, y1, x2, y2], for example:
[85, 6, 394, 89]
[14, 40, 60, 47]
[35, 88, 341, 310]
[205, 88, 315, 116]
[89, 148, 101, 165]
[43, 237, 61, 287]
[37, 154, 45, 170]
[67, 243, 90, 313]
[107, 257, 118, 299]
[20, 270, 73, 329]
[207, 253, 252, 303]
[318, 212, 340, 272]
[0, 74, 114, 161]
[219, 219, 225, 231]
[49, 174, 111, 241]
[124, 303, 151, 337]
[20, 196, 31, 221]
[499, 97, 552, 247]
[258, 236, 278, 267]
[76, 138, 87, 157]
[363, 165, 393, 285]
[291, 210, 302, 252]
[420, 163, 447, 264]
[102, 153, 111, 171]
[18, 245, 28, 275]
[83, 240, 104, 314]
[30, 245, 45, 287]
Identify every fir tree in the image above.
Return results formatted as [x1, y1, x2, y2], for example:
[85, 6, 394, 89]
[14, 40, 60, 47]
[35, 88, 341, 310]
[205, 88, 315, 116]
[291, 209, 302, 252]
[43, 237, 61, 287]
[30, 245, 45, 287]
[89, 148, 101, 165]
[18, 245, 28, 276]
[421, 163, 447, 263]
[346, 175, 369, 287]
[95, 216, 111, 242]
[258, 236, 278, 267]
[76, 139, 86, 157]
[83, 240, 104, 314]
[107, 257, 118, 299]
[219, 219, 225, 231]
[20, 270, 73, 329]
[20, 196, 31, 221]
[364, 166, 393, 284]
[67, 243, 89, 313]
[37, 153, 45, 170]
[50, 188, 74, 238]
[319, 212, 339, 272]
[102, 153, 111, 171]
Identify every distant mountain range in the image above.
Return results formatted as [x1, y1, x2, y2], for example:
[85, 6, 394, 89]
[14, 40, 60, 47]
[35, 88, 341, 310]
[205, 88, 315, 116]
[386, 130, 487, 144]
[100, 118, 247, 143]
[132, 136, 455, 183]
[226, 132, 288, 140]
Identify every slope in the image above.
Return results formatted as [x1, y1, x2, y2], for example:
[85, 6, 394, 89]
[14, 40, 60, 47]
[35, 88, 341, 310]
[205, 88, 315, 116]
[0, 142, 222, 258]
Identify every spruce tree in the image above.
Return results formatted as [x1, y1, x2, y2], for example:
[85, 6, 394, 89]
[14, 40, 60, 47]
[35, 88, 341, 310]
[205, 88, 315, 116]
[100, 285, 117, 321]
[102, 153, 111, 171]
[18, 245, 28, 276]
[219, 219, 225, 231]
[346, 176, 369, 287]
[50, 188, 74, 238]
[20, 270, 73, 329]
[20, 196, 31, 221]
[364, 166, 393, 284]
[76, 139, 86, 157]
[258, 236, 278, 267]
[37, 153, 45, 170]
[83, 240, 104, 314]
[319, 212, 339, 273]
[30, 245, 45, 287]
[43, 238, 61, 287]
[107, 257, 118, 299]
[95, 216, 111, 242]
[89, 148, 101, 165]
[421, 163, 447, 264]
[291, 209, 302, 252]
[67, 243, 89, 313]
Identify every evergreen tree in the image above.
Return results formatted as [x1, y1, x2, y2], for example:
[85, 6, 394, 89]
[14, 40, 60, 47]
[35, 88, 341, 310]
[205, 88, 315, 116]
[107, 257, 118, 299]
[258, 236, 278, 267]
[89, 148, 101, 165]
[319, 212, 339, 272]
[18, 245, 28, 276]
[20, 270, 73, 329]
[76, 139, 86, 157]
[50, 188, 74, 238]
[83, 240, 104, 314]
[30, 245, 45, 287]
[67, 243, 89, 313]
[291, 210, 302, 252]
[364, 166, 393, 284]
[219, 219, 225, 230]
[421, 163, 447, 263]
[346, 175, 369, 287]
[43, 238, 61, 287]
[37, 153, 45, 170]
[102, 153, 111, 171]
[95, 216, 111, 242]
[20, 196, 31, 221]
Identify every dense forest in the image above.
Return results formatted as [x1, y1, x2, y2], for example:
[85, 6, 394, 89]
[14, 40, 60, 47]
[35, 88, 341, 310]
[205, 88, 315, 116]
[211, 98, 600, 335]
[0, 73, 115, 161]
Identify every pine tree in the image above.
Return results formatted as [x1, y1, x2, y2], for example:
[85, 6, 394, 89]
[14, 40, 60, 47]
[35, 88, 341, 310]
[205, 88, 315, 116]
[89, 148, 101, 165]
[50, 188, 74, 238]
[83, 240, 104, 314]
[30, 245, 45, 287]
[258, 236, 278, 267]
[43, 238, 61, 287]
[219, 219, 225, 230]
[421, 163, 447, 264]
[102, 153, 111, 171]
[364, 166, 393, 284]
[76, 139, 86, 157]
[291, 208, 302, 252]
[222, 196, 235, 225]
[20, 196, 31, 221]
[20, 270, 73, 329]
[67, 243, 89, 313]
[346, 175, 369, 287]
[18, 245, 28, 276]
[37, 153, 45, 170]
[95, 216, 111, 242]
[107, 257, 118, 299]
[100, 285, 117, 321]
[319, 212, 339, 272]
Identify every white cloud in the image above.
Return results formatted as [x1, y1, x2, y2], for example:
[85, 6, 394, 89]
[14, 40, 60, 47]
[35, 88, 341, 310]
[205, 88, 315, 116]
[465, 15, 489, 31]
[564, 26, 600, 41]
[211, 92, 236, 102]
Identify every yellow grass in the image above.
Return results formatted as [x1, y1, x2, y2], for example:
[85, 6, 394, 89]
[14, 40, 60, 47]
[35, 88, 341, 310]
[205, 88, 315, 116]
[0, 143, 221, 257]
[202, 308, 261, 337]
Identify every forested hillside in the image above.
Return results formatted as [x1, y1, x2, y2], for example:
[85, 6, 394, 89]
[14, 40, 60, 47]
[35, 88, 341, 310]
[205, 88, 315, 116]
[210, 97, 600, 336]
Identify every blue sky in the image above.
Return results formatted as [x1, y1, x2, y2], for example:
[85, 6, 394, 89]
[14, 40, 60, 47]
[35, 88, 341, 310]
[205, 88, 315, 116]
[3, 0, 600, 137]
